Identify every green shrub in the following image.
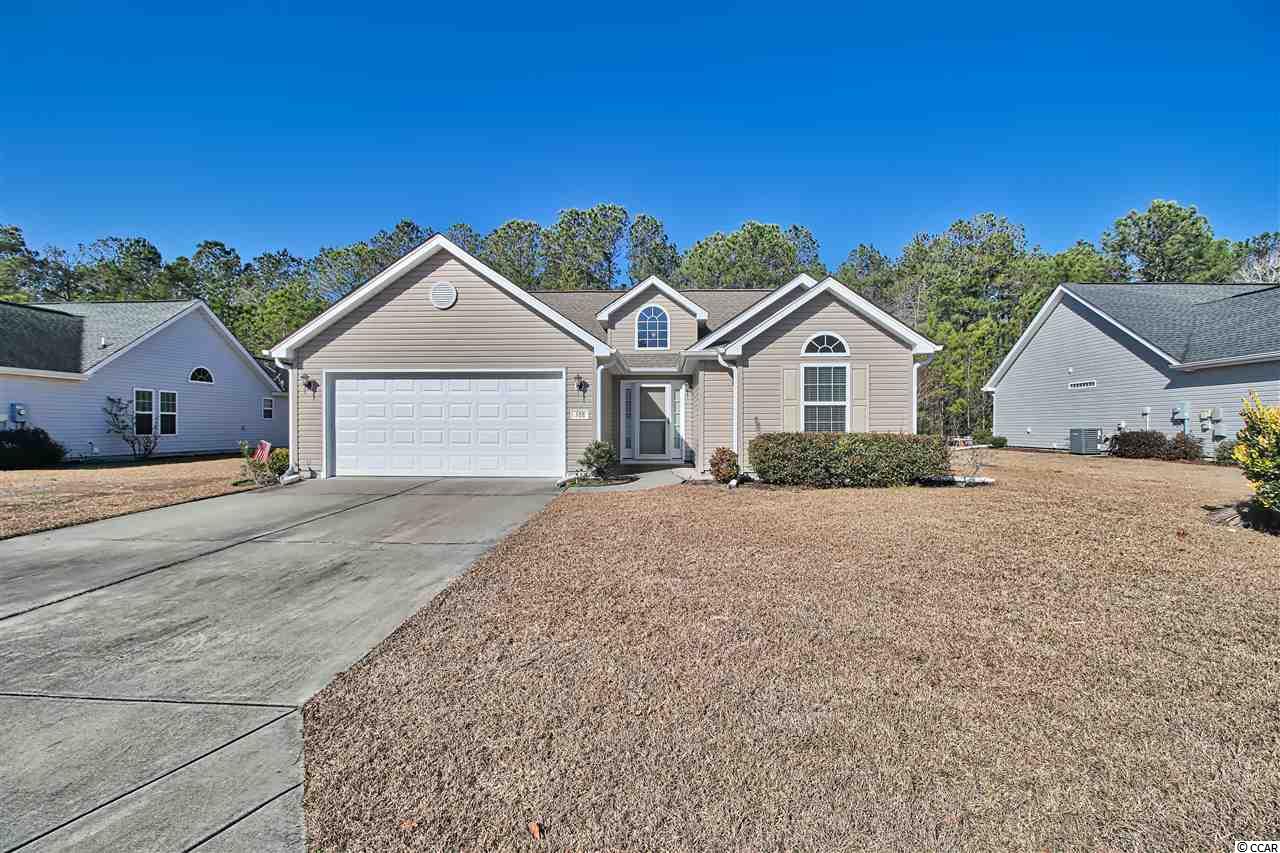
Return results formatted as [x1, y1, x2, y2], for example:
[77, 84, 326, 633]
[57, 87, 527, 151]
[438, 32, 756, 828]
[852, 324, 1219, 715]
[990, 435, 1008, 448]
[1212, 438, 1238, 466]
[709, 447, 739, 483]
[0, 426, 67, 469]
[1167, 432, 1202, 461]
[972, 428, 993, 445]
[268, 447, 290, 477]
[577, 440, 617, 480]
[1235, 393, 1280, 511]
[1108, 429, 1202, 461]
[240, 441, 282, 486]
[748, 432, 950, 488]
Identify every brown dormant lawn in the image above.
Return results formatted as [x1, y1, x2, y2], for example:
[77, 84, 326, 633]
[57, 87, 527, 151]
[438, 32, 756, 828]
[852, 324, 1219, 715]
[0, 455, 250, 539]
[304, 451, 1279, 850]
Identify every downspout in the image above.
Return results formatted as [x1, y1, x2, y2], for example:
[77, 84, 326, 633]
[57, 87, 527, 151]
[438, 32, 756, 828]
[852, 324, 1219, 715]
[595, 359, 607, 442]
[912, 353, 936, 435]
[716, 349, 738, 458]
[273, 355, 298, 471]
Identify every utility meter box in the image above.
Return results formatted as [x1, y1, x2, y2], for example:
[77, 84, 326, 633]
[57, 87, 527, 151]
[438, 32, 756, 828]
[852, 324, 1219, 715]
[8, 402, 30, 424]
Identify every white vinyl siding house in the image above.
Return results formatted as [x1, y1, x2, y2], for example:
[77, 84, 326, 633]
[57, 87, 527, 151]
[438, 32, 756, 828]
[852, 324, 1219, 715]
[1, 305, 287, 459]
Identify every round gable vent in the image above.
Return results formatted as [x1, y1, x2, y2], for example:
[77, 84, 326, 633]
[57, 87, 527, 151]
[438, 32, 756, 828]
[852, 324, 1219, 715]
[429, 281, 457, 310]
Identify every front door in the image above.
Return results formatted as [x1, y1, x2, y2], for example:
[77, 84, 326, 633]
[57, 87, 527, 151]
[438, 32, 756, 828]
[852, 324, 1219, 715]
[620, 381, 685, 462]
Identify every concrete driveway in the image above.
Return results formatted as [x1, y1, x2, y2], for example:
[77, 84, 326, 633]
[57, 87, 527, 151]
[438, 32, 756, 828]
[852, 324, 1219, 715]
[0, 476, 559, 852]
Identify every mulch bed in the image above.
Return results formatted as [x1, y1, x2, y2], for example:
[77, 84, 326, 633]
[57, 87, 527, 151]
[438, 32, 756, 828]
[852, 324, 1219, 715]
[303, 451, 1279, 850]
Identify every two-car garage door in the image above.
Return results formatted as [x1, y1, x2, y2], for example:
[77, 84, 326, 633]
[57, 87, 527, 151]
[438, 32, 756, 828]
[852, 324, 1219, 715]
[331, 372, 565, 477]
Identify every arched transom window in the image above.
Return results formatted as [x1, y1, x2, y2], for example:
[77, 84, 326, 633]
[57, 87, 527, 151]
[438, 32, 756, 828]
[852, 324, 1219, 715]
[636, 305, 669, 349]
[188, 367, 214, 383]
[803, 333, 847, 355]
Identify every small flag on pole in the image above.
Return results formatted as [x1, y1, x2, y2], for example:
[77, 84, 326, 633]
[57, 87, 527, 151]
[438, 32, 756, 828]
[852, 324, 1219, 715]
[252, 440, 272, 463]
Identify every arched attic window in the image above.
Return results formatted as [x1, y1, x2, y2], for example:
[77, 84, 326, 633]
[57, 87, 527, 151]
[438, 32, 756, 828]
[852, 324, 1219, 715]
[189, 367, 215, 383]
[636, 305, 669, 349]
[803, 333, 848, 355]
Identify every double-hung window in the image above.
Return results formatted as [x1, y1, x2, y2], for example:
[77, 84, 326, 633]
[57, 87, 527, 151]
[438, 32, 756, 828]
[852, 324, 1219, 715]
[134, 389, 154, 436]
[262, 397, 274, 419]
[159, 391, 178, 436]
[802, 365, 847, 432]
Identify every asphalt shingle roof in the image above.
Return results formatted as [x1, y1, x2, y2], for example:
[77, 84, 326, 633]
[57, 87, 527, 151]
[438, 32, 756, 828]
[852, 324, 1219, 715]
[254, 357, 289, 391]
[0, 302, 84, 372]
[1063, 283, 1280, 363]
[0, 299, 198, 372]
[531, 288, 775, 338]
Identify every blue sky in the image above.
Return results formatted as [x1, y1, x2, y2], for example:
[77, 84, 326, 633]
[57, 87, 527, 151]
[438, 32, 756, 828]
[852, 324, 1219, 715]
[2, 0, 1276, 270]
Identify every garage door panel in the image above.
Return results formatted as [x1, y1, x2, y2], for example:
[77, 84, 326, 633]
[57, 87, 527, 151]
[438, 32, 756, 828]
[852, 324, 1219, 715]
[332, 372, 564, 477]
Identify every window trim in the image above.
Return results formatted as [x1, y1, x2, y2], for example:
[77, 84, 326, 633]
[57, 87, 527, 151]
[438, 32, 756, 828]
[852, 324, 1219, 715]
[801, 363, 849, 433]
[262, 397, 274, 419]
[158, 389, 178, 436]
[802, 331, 849, 356]
[188, 366, 215, 384]
[133, 387, 155, 436]
[633, 302, 671, 351]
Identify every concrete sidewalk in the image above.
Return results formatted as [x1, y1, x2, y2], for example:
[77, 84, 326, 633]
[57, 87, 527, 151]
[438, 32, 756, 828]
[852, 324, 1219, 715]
[0, 477, 558, 852]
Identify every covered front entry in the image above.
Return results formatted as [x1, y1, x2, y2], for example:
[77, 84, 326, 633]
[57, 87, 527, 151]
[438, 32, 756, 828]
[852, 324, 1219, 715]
[329, 370, 566, 477]
[619, 380, 686, 463]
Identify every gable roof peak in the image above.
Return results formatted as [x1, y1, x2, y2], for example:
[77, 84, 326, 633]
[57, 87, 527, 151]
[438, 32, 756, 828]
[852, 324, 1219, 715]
[594, 276, 708, 322]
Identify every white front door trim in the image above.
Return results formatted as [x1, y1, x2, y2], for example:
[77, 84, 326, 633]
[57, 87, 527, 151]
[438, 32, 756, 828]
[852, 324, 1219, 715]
[618, 379, 685, 464]
[321, 368, 567, 479]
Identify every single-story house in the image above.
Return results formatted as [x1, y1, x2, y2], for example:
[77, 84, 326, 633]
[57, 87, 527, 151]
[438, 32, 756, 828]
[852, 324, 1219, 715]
[267, 235, 941, 479]
[0, 299, 289, 459]
[984, 283, 1280, 457]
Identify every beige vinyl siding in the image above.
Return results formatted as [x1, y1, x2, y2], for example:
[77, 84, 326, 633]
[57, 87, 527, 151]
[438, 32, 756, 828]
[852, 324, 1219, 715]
[291, 251, 595, 475]
[739, 292, 915, 450]
[608, 293, 699, 354]
[602, 368, 619, 456]
[698, 364, 734, 471]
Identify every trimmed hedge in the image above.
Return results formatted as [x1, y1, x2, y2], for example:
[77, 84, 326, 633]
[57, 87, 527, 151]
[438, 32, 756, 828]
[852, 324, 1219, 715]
[1107, 430, 1201, 461]
[0, 426, 67, 470]
[748, 432, 950, 488]
[990, 436, 1008, 448]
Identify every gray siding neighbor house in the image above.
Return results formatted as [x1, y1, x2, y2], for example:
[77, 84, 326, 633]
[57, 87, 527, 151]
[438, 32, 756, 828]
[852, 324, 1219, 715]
[0, 300, 289, 459]
[984, 283, 1280, 458]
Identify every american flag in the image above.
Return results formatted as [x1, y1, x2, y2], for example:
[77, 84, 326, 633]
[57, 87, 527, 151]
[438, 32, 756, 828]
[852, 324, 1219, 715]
[252, 440, 272, 463]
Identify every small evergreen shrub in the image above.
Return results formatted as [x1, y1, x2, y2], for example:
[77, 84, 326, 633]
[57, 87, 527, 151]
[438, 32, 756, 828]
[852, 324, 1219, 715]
[577, 440, 618, 480]
[990, 436, 1008, 448]
[268, 447, 291, 477]
[972, 428, 993, 445]
[1167, 432, 1203, 461]
[0, 426, 67, 469]
[748, 432, 950, 488]
[1234, 393, 1280, 511]
[709, 447, 739, 483]
[1108, 430, 1201, 461]
[1212, 438, 1238, 466]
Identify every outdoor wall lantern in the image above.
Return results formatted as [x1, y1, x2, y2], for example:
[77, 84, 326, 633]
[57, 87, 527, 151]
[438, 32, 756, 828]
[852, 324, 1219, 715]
[575, 374, 590, 397]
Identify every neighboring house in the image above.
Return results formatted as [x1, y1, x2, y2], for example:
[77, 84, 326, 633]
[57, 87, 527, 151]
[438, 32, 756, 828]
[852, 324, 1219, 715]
[0, 300, 289, 459]
[984, 283, 1280, 457]
[267, 235, 940, 479]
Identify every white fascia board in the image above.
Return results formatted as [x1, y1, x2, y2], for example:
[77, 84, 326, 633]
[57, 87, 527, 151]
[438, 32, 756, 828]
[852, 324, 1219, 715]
[1175, 351, 1280, 371]
[0, 366, 87, 381]
[269, 235, 611, 359]
[687, 273, 818, 352]
[595, 276, 708, 322]
[724, 278, 941, 357]
[983, 286, 1181, 391]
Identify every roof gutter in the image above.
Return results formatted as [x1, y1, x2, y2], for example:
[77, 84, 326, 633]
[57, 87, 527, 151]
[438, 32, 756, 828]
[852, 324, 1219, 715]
[0, 366, 87, 382]
[1174, 351, 1280, 371]
[912, 353, 937, 434]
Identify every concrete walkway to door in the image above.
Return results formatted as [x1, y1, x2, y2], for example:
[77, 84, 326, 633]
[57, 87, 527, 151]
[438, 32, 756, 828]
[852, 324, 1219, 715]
[0, 476, 558, 852]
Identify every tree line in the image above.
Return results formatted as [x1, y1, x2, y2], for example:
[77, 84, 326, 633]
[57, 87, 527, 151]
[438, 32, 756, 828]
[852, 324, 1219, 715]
[2, 200, 1276, 436]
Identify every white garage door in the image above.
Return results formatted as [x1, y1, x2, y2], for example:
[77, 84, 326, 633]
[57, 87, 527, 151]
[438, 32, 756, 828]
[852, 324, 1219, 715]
[331, 372, 565, 477]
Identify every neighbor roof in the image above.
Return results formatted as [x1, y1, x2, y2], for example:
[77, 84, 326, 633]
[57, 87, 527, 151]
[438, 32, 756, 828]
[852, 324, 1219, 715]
[1062, 283, 1280, 364]
[0, 302, 85, 373]
[42, 300, 199, 371]
[985, 283, 1280, 390]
